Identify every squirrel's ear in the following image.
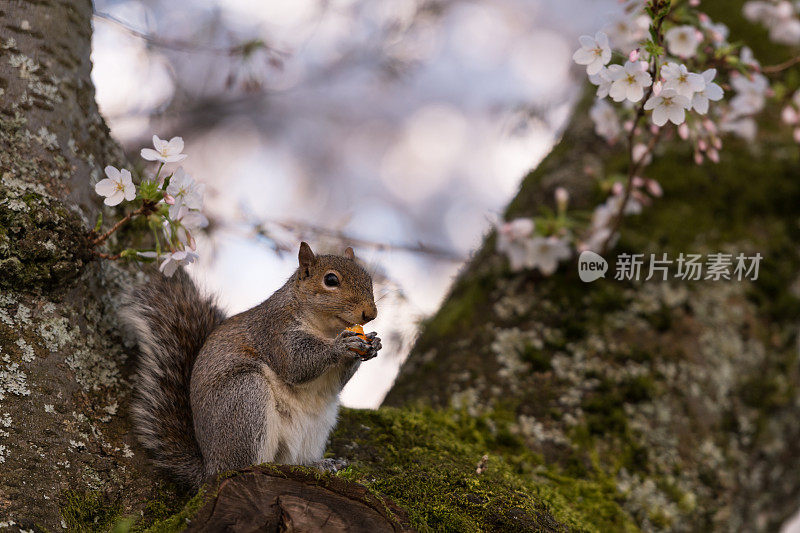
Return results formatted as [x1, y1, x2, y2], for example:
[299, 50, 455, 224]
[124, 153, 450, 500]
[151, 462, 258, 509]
[344, 247, 355, 260]
[298, 242, 315, 279]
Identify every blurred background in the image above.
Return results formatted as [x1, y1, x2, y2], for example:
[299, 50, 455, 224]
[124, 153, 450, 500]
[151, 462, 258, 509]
[91, 0, 619, 408]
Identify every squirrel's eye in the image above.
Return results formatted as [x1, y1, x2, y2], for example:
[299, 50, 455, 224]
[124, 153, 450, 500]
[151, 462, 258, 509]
[324, 273, 340, 287]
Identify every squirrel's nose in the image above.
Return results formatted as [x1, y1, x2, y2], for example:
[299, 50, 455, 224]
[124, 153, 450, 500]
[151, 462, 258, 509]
[361, 303, 377, 324]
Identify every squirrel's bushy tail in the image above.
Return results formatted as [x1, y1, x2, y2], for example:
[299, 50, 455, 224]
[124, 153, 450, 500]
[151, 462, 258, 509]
[123, 270, 225, 487]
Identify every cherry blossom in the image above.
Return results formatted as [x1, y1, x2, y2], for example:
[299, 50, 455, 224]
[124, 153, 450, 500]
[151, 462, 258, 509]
[167, 167, 205, 217]
[496, 218, 535, 271]
[95, 166, 136, 206]
[590, 99, 621, 142]
[603, 15, 650, 51]
[730, 73, 769, 116]
[141, 135, 188, 163]
[744, 1, 800, 45]
[572, 32, 612, 75]
[159, 250, 199, 277]
[665, 25, 702, 57]
[527, 236, 571, 276]
[172, 205, 209, 250]
[607, 61, 652, 103]
[661, 62, 705, 98]
[589, 68, 613, 98]
[644, 89, 691, 126]
[691, 69, 724, 114]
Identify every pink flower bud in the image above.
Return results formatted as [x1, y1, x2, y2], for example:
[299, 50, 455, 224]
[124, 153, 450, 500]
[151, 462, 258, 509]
[707, 148, 720, 163]
[554, 187, 569, 212]
[712, 137, 722, 150]
[782, 106, 799, 125]
[612, 181, 624, 195]
[698, 13, 709, 23]
[624, 120, 635, 132]
[694, 151, 704, 165]
[646, 179, 663, 197]
[163, 193, 176, 205]
[650, 124, 660, 135]
[703, 119, 717, 134]
[678, 123, 690, 140]
[632, 176, 645, 187]
[628, 49, 640, 62]
[794, 127, 800, 143]
[690, 0, 700, 6]
[652, 81, 663, 96]
[698, 139, 708, 151]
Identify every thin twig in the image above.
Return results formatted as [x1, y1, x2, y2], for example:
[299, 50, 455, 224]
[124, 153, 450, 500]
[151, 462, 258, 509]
[93, 10, 287, 57]
[92, 251, 122, 260]
[90, 203, 153, 246]
[762, 55, 800, 74]
[249, 216, 466, 262]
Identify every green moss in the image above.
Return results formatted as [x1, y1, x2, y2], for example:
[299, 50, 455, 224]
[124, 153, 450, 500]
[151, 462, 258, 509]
[136, 489, 206, 533]
[328, 407, 635, 532]
[421, 273, 491, 340]
[62, 484, 201, 533]
[0, 180, 91, 291]
[61, 490, 123, 532]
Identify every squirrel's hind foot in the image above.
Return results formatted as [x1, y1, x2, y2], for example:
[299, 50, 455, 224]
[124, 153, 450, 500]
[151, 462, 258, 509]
[309, 457, 349, 473]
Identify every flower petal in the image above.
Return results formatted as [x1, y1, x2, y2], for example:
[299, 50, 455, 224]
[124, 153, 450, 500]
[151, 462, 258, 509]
[104, 190, 125, 206]
[95, 178, 117, 196]
[141, 148, 162, 161]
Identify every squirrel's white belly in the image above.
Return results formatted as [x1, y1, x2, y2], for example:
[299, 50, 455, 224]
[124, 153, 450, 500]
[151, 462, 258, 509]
[258, 365, 341, 465]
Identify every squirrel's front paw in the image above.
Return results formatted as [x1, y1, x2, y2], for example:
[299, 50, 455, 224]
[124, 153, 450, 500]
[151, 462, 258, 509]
[337, 331, 381, 361]
[359, 332, 382, 361]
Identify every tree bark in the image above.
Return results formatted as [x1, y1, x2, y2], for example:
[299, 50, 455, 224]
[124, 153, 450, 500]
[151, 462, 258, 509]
[385, 5, 800, 531]
[0, 0, 163, 529]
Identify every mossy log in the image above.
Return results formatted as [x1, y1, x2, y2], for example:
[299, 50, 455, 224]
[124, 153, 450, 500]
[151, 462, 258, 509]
[385, 2, 800, 531]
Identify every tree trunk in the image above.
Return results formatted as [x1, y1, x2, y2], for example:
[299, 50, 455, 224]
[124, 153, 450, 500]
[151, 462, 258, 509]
[385, 4, 800, 531]
[0, 0, 159, 529]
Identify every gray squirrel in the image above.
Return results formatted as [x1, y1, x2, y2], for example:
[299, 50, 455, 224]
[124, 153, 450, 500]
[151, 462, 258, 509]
[123, 242, 381, 487]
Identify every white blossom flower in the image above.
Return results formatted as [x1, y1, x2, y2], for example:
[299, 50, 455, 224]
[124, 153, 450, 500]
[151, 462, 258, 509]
[730, 73, 769, 116]
[141, 135, 188, 163]
[527, 236, 571, 276]
[603, 15, 650, 51]
[662, 62, 706, 98]
[691, 69, 724, 114]
[607, 61, 652, 103]
[166, 168, 205, 217]
[172, 205, 209, 250]
[719, 115, 758, 141]
[572, 32, 612, 75]
[644, 89, 691, 126]
[589, 67, 613, 98]
[496, 218, 535, 271]
[590, 99, 621, 141]
[159, 250, 199, 277]
[745, 1, 800, 44]
[95, 166, 136, 206]
[700, 15, 730, 44]
[739, 46, 761, 69]
[665, 25, 702, 57]
[743, 1, 774, 22]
